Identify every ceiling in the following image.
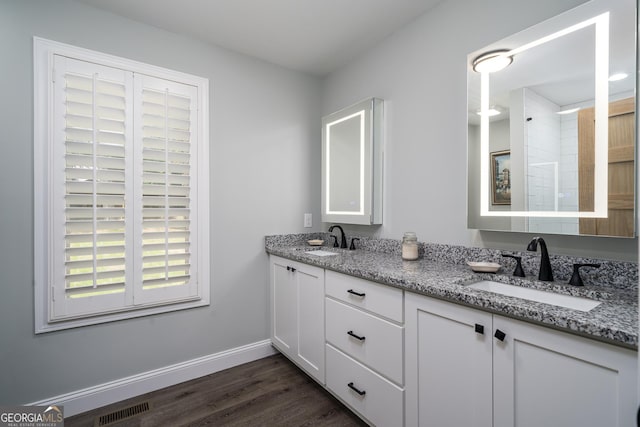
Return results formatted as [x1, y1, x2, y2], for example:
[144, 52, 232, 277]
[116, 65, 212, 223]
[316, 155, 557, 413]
[467, 0, 636, 125]
[75, 0, 442, 76]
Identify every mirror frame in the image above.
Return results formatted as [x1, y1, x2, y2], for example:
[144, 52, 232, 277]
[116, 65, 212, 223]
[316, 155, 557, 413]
[321, 98, 383, 225]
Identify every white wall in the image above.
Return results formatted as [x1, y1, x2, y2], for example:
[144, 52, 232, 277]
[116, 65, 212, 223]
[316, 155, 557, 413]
[321, 0, 638, 261]
[0, 0, 321, 404]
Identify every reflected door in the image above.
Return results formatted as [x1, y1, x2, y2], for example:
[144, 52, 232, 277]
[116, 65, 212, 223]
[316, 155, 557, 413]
[579, 97, 635, 236]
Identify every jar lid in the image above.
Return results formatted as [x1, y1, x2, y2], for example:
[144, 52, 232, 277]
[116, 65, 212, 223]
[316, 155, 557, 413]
[403, 232, 417, 241]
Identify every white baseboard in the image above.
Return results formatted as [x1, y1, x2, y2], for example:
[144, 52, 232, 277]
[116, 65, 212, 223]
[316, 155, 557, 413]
[29, 339, 276, 417]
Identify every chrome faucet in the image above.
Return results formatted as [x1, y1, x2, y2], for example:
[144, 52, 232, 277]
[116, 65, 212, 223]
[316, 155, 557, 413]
[526, 237, 553, 281]
[328, 225, 348, 249]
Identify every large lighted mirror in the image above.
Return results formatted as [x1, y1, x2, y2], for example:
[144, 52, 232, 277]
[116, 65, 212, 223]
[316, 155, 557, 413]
[322, 98, 383, 225]
[467, 0, 636, 237]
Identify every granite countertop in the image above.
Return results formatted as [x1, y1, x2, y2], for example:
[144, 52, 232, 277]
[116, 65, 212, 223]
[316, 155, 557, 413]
[266, 241, 638, 350]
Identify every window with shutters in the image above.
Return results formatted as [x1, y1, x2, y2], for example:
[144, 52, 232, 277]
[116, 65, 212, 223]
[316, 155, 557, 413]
[34, 38, 210, 333]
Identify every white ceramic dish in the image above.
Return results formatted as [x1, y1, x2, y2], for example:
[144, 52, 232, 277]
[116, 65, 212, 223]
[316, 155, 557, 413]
[466, 261, 502, 273]
[307, 239, 324, 246]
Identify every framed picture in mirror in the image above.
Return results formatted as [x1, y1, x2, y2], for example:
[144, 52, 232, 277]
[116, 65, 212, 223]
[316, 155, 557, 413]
[491, 150, 511, 205]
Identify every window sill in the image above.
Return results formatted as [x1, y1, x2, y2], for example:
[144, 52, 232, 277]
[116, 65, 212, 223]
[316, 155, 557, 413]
[35, 297, 210, 334]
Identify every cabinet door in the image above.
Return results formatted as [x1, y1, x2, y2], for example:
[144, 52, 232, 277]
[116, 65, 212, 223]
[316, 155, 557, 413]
[493, 315, 638, 427]
[405, 293, 492, 427]
[321, 98, 383, 225]
[270, 256, 325, 384]
[296, 262, 325, 383]
[271, 257, 296, 354]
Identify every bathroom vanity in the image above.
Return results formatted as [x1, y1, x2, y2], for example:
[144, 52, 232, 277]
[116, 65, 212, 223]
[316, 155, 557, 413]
[266, 234, 637, 427]
[405, 294, 635, 427]
[291, 2, 640, 423]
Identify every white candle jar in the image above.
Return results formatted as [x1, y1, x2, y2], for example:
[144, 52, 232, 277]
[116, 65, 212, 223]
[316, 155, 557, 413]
[402, 232, 419, 260]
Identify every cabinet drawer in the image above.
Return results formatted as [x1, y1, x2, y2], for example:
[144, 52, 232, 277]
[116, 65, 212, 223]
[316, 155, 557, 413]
[325, 270, 403, 322]
[326, 298, 403, 385]
[326, 344, 403, 427]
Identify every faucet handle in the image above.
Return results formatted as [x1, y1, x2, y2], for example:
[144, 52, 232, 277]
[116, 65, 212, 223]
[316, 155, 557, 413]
[502, 254, 525, 277]
[349, 238, 360, 250]
[568, 263, 601, 286]
[330, 235, 339, 247]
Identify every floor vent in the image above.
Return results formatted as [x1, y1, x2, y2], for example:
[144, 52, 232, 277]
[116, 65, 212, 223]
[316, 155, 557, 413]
[94, 401, 151, 426]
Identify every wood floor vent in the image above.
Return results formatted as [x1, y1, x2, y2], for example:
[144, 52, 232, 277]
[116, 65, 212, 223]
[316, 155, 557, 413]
[94, 401, 151, 426]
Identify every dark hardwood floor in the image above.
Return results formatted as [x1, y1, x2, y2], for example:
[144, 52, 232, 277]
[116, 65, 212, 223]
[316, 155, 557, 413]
[65, 352, 368, 427]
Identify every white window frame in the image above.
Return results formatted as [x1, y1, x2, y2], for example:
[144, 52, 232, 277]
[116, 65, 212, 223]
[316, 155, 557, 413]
[34, 37, 210, 333]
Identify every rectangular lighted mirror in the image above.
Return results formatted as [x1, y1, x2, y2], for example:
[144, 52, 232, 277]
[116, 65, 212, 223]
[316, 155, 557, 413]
[467, 0, 636, 237]
[321, 98, 383, 225]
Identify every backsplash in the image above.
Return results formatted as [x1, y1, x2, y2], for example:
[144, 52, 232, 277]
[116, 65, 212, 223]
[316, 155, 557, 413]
[265, 233, 638, 291]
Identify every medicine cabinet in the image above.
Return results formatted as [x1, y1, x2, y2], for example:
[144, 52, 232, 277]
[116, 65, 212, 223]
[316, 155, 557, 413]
[321, 98, 383, 225]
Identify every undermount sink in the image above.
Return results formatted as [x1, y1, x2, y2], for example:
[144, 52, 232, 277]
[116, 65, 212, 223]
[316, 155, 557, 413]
[465, 280, 601, 312]
[305, 250, 339, 257]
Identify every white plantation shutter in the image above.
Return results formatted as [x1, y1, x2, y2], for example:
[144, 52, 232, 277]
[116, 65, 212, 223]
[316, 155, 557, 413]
[135, 75, 199, 303]
[36, 38, 209, 331]
[52, 56, 134, 319]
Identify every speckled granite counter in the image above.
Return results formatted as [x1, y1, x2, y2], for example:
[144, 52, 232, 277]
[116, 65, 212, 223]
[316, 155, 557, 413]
[266, 234, 638, 349]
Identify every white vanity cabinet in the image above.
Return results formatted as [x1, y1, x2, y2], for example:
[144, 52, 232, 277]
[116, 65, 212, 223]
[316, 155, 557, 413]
[269, 255, 325, 384]
[405, 292, 638, 427]
[324, 270, 405, 426]
[492, 315, 637, 427]
[405, 293, 493, 427]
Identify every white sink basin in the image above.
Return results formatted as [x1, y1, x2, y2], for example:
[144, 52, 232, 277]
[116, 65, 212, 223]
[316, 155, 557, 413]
[466, 280, 601, 312]
[305, 250, 339, 257]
